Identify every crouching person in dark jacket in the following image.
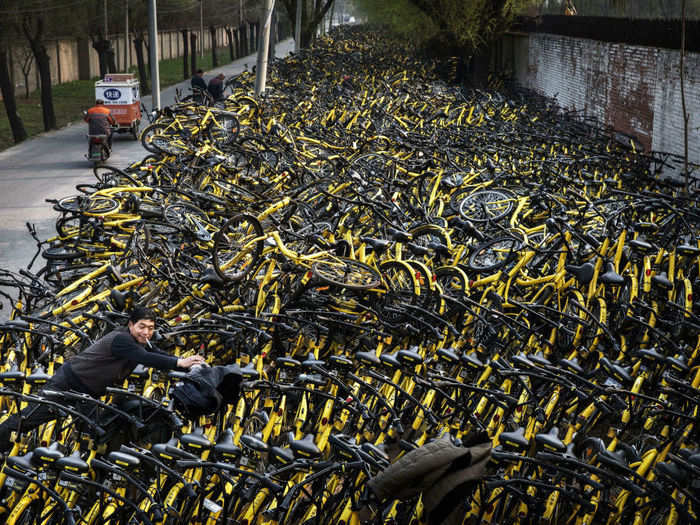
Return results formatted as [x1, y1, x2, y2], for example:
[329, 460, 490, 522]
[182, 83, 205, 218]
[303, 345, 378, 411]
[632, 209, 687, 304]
[0, 306, 204, 452]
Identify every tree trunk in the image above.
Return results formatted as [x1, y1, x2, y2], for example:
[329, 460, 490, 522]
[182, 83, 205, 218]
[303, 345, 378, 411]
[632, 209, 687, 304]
[22, 15, 55, 131]
[0, 47, 28, 143]
[243, 24, 249, 55]
[106, 43, 117, 73]
[92, 38, 110, 78]
[190, 33, 197, 75]
[210, 26, 218, 68]
[134, 35, 149, 94]
[226, 27, 235, 61]
[181, 29, 189, 80]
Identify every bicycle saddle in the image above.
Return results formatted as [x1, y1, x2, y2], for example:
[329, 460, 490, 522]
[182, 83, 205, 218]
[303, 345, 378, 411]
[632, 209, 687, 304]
[328, 355, 354, 372]
[636, 347, 665, 363]
[240, 433, 269, 454]
[559, 357, 584, 375]
[397, 349, 423, 366]
[355, 351, 380, 366]
[677, 243, 700, 256]
[387, 227, 411, 243]
[628, 238, 655, 253]
[535, 428, 566, 453]
[599, 262, 624, 286]
[288, 433, 320, 459]
[26, 367, 51, 386]
[405, 242, 430, 257]
[239, 363, 260, 381]
[436, 348, 459, 365]
[528, 352, 552, 367]
[379, 352, 401, 370]
[109, 288, 128, 311]
[666, 354, 689, 374]
[564, 262, 595, 285]
[105, 451, 141, 469]
[460, 352, 484, 370]
[56, 451, 90, 474]
[213, 429, 241, 461]
[180, 430, 213, 451]
[301, 354, 325, 369]
[270, 446, 295, 466]
[499, 426, 529, 451]
[359, 236, 392, 253]
[651, 271, 673, 291]
[599, 357, 633, 384]
[597, 448, 633, 471]
[276, 356, 301, 370]
[7, 452, 35, 473]
[32, 443, 63, 468]
[296, 373, 326, 387]
[129, 364, 149, 379]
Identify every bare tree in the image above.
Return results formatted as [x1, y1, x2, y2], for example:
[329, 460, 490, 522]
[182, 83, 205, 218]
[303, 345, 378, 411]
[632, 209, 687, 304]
[22, 12, 56, 131]
[20, 48, 33, 99]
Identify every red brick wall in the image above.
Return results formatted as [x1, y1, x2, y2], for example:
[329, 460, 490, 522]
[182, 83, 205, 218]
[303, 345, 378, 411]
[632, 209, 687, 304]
[508, 33, 699, 170]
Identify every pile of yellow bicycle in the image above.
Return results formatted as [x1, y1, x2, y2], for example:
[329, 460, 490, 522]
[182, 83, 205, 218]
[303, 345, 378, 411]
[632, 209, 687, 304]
[1, 26, 699, 525]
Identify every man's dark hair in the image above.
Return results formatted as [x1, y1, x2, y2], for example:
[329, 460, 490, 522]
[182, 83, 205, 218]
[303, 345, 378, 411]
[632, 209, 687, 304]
[96, 99, 105, 104]
[128, 306, 156, 324]
[196, 69, 204, 74]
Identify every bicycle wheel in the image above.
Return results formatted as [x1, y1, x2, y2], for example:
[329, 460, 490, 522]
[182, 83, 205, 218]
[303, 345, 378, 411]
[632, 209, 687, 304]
[163, 202, 209, 235]
[93, 165, 139, 187]
[213, 214, 264, 281]
[467, 236, 521, 272]
[458, 188, 517, 223]
[56, 195, 120, 216]
[208, 112, 240, 145]
[312, 257, 381, 290]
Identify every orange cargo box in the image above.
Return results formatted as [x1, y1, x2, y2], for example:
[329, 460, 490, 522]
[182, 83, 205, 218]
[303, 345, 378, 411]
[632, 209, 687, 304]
[105, 102, 141, 127]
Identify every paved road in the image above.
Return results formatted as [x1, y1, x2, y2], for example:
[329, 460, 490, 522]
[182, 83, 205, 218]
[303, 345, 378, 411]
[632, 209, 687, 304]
[0, 39, 294, 276]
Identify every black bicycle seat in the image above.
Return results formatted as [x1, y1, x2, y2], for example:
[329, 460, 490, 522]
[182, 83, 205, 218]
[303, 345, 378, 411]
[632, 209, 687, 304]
[240, 433, 269, 453]
[565, 262, 595, 285]
[600, 262, 624, 286]
[288, 433, 320, 459]
[651, 272, 673, 291]
[499, 427, 529, 451]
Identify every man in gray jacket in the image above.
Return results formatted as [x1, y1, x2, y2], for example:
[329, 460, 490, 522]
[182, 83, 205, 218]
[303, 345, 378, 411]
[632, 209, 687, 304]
[0, 307, 204, 451]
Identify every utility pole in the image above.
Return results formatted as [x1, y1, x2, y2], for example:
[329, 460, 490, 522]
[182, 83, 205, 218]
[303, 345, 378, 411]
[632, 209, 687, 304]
[681, 0, 689, 191]
[148, 0, 161, 109]
[200, 0, 204, 57]
[254, 0, 275, 96]
[124, 0, 130, 71]
[294, 0, 302, 53]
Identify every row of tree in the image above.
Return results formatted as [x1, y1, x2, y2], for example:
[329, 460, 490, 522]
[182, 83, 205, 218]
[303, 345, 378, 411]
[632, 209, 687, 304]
[0, 0, 338, 146]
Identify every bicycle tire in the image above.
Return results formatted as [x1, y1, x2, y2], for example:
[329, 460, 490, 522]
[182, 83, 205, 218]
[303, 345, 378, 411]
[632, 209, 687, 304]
[379, 260, 420, 303]
[56, 195, 120, 216]
[213, 214, 264, 282]
[42, 246, 85, 261]
[163, 202, 209, 234]
[94, 165, 139, 187]
[312, 257, 381, 290]
[467, 236, 521, 272]
[140, 123, 169, 153]
[458, 188, 517, 223]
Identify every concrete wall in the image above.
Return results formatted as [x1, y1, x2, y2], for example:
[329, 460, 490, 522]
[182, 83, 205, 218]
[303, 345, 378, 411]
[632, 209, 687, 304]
[5, 26, 238, 98]
[498, 33, 699, 170]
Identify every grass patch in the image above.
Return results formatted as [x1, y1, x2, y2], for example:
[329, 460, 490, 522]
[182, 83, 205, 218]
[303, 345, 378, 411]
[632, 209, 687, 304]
[0, 45, 240, 152]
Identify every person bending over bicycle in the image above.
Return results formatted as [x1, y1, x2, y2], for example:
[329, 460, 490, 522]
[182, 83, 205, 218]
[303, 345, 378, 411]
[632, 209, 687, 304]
[84, 99, 117, 149]
[0, 306, 205, 452]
